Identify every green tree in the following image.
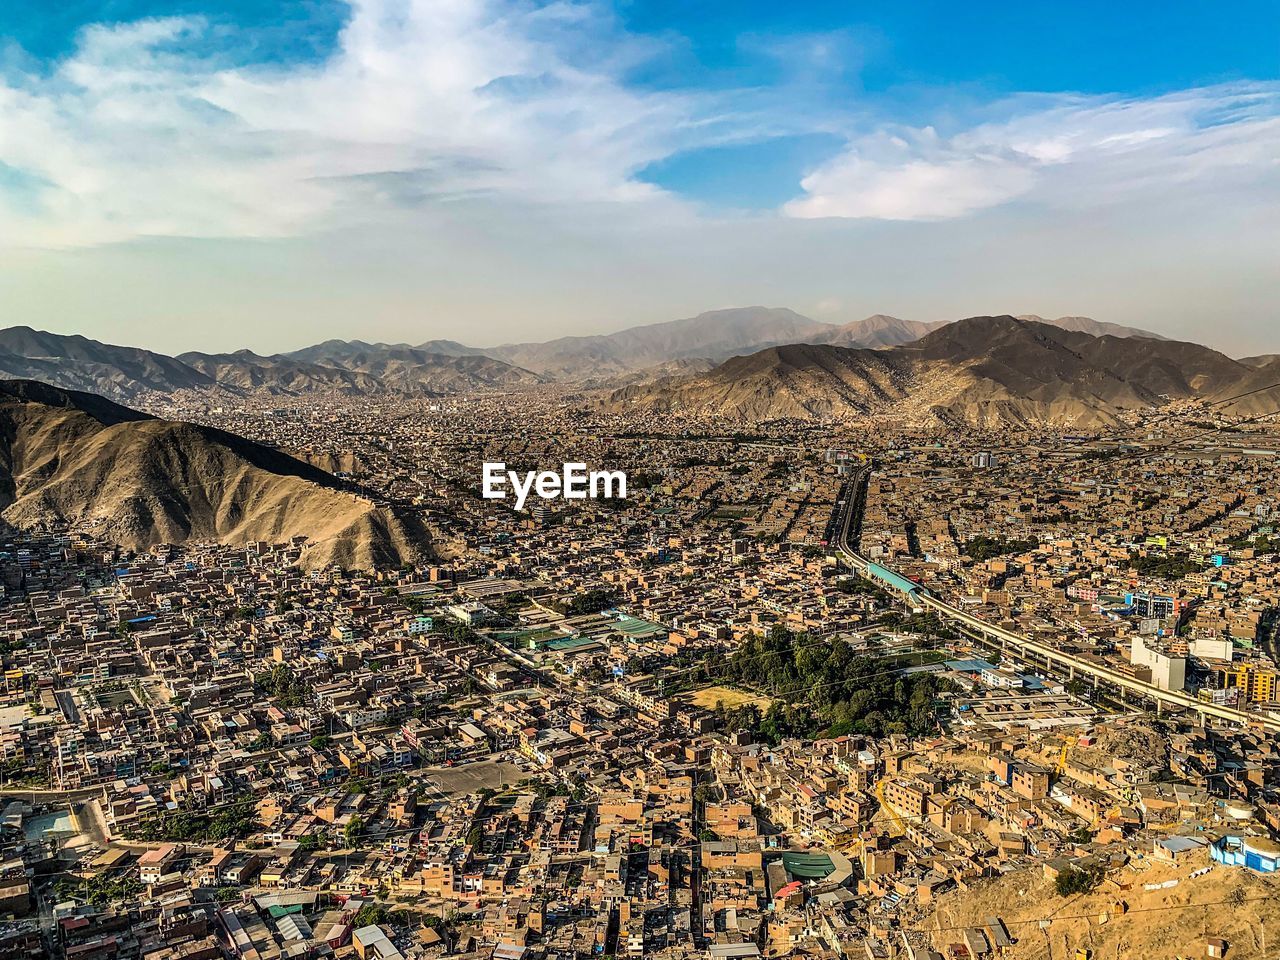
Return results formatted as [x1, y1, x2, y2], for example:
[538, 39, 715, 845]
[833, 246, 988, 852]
[344, 815, 365, 846]
[1054, 864, 1102, 897]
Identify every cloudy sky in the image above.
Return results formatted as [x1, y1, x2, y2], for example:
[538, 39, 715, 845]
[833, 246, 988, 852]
[1, 0, 1278, 355]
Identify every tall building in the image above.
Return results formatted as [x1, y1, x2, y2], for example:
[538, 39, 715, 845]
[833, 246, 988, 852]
[1234, 664, 1278, 704]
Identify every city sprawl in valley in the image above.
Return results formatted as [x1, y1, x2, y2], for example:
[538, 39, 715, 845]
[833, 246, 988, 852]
[0, 313, 1278, 959]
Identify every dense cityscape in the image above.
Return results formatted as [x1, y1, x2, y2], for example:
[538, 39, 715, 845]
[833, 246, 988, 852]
[3, 2, 1279, 957]
[0, 385, 1277, 960]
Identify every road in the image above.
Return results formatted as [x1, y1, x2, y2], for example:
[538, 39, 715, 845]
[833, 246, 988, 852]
[831, 466, 1280, 734]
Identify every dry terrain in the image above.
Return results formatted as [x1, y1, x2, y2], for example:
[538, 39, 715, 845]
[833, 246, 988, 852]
[0, 380, 431, 569]
[929, 857, 1280, 959]
[682, 685, 774, 710]
[607, 315, 1280, 427]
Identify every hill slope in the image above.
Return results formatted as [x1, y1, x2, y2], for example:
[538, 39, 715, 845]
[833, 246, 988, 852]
[0, 380, 430, 569]
[0, 326, 542, 400]
[182, 345, 543, 395]
[177, 350, 386, 395]
[609, 316, 1253, 426]
[302, 345, 546, 393]
[811, 315, 945, 349]
[1016, 314, 1168, 340]
[0, 326, 213, 397]
[487, 306, 833, 379]
[1240, 353, 1280, 368]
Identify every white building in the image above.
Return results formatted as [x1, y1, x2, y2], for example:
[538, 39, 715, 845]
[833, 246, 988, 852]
[1130, 635, 1187, 691]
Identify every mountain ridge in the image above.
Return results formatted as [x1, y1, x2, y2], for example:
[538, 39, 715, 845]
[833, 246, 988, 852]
[608, 315, 1266, 426]
[1014, 315, 1168, 341]
[0, 380, 431, 569]
[0, 308, 1256, 401]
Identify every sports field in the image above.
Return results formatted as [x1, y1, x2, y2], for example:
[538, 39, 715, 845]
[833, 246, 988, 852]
[682, 685, 771, 710]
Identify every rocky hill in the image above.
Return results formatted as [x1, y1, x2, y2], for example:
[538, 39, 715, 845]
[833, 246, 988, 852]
[608, 315, 1261, 426]
[0, 380, 431, 569]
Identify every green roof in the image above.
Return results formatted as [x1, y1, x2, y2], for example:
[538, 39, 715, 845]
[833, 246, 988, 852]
[781, 852, 835, 879]
[614, 615, 667, 638]
[544, 636, 600, 652]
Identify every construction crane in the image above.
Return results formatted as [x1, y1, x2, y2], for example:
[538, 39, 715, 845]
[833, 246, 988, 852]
[1054, 737, 1074, 777]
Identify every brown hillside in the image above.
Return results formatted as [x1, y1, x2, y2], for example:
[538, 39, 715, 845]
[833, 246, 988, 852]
[0, 380, 431, 569]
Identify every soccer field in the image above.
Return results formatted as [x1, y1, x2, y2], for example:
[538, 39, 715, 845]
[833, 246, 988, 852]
[683, 685, 772, 710]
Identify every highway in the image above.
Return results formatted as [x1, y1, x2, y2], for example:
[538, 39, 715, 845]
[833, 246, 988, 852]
[830, 466, 1280, 735]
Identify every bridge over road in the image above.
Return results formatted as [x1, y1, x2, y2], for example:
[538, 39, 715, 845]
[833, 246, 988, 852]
[830, 468, 1280, 735]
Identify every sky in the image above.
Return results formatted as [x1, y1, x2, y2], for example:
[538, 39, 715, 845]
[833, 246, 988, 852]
[0, 0, 1278, 355]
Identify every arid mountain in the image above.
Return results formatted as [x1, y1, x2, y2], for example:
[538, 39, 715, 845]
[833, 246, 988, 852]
[284, 338, 484, 364]
[1211, 358, 1280, 418]
[486, 306, 833, 379]
[0, 380, 430, 569]
[284, 338, 409, 365]
[1016, 315, 1167, 340]
[0, 326, 542, 399]
[0, 326, 213, 397]
[305, 344, 545, 393]
[414, 339, 487, 357]
[587, 357, 719, 389]
[810, 315, 946, 349]
[610, 342, 909, 421]
[178, 350, 386, 395]
[609, 315, 1254, 426]
[182, 344, 542, 395]
[1240, 354, 1280, 368]
[1, 311, 1194, 397]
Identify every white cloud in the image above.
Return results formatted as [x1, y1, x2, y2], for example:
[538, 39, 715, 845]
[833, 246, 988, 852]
[2, 5, 1278, 254]
[785, 85, 1280, 220]
[0, 0, 718, 247]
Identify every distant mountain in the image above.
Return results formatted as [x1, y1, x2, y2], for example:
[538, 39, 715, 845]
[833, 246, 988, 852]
[0, 310, 1216, 400]
[610, 342, 909, 422]
[293, 344, 545, 393]
[486, 306, 833, 379]
[610, 315, 1252, 426]
[1212, 357, 1280, 418]
[586, 356, 719, 389]
[1016, 315, 1168, 340]
[810, 315, 946, 349]
[0, 326, 213, 397]
[0, 326, 541, 400]
[178, 350, 386, 395]
[414, 339, 487, 357]
[0, 380, 430, 569]
[485, 310, 1159, 379]
[1239, 354, 1280, 368]
[184, 344, 542, 395]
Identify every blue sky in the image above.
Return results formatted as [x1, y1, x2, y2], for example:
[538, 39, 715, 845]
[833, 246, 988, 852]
[0, 0, 1277, 352]
[621, 1, 1280, 94]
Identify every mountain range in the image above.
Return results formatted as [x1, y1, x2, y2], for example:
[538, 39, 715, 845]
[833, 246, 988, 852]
[0, 379, 430, 568]
[1014, 315, 1169, 340]
[178, 345, 545, 395]
[0, 311, 1274, 565]
[609, 315, 1280, 426]
[0, 309, 1174, 400]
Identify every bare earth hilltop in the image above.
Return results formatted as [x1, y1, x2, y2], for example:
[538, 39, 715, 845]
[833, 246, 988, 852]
[0, 380, 431, 568]
[608, 315, 1280, 426]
